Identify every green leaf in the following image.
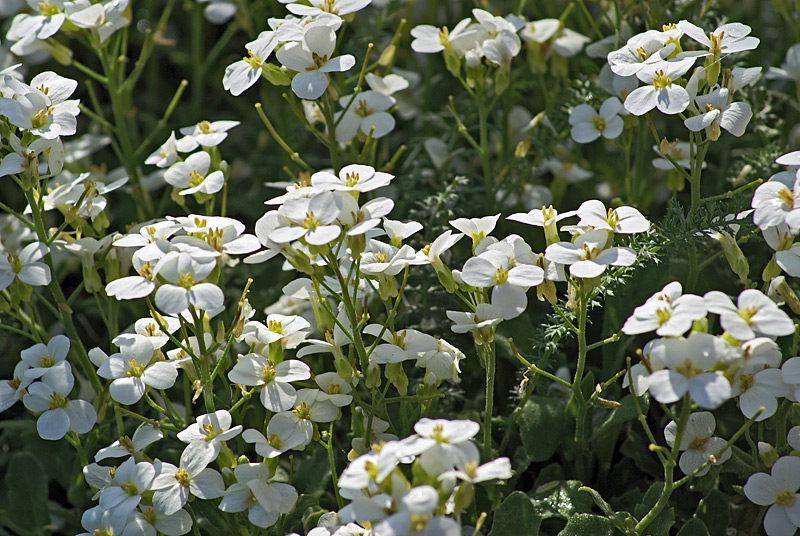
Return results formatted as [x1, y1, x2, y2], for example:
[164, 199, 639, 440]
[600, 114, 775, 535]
[557, 514, 614, 536]
[530, 480, 594, 520]
[633, 483, 675, 536]
[519, 395, 566, 462]
[489, 491, 541, 536]
[280, 494, 321, 534]
[696, 490, 731, 536]
[4, 452, 49, 534]
[677, 518, 711, 536]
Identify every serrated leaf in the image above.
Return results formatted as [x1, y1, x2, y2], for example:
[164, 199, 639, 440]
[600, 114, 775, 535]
[557, 513, 614, 536]
[530, 480, 594, 520]
[696, 489, 731, 536]
[519, 395, 565, 462]
[5, 452, 49, 533]
[489, 491, 541, 536]
[677, 518, 711, 536]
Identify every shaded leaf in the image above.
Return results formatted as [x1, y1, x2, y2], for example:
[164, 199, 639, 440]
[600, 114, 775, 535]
[4, 452, 49, 533]
[634, 483, 674, 536]
[519, 395, 566, 462]
[696, 490, 731, 536]
[558, 513, 614, 536]
[489, 491, 541, 536]
[530, 480, 594, 520]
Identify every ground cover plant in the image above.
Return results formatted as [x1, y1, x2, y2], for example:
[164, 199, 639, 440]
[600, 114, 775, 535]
[2, 0, 800, 535]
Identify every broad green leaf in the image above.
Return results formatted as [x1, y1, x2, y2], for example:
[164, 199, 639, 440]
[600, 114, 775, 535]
[557, 513, 614, 536]
[696, 490, 731, 536]
[677, 518, 711, 536]
[530, 480, 593, 520]
[489, 491, 541, 536]
[519, 395, 566, 462]
[5, 452, 49, 534]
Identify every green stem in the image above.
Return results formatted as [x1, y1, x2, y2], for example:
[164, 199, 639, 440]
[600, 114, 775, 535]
[479, 342, 496, 460]
[572, 280, 589, 477]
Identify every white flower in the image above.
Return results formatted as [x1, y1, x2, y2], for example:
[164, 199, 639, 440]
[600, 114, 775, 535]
[664, 411, 731, 476]
[20, 334, 71, 385]
[767, 44, 800, 81]
[439, 442, 511, 483]
[6, 1, 68, 42]
[128, 506, 193, 536]
[242, 414, 309, 458]
[218, 463, 298, 528]
[520, 18, 590, 58]
[684, 87, 752, 140]
[335, 91, 396, 141]
[545, 229, 637, 279]
[744, 456, 800, 536]
[447, 303, 502, 343]
[576, 199, 650, 234]
[568, 98, 624, 143]
[164, 151, 224, 196]
[410, 18, 478, 54]
[311, 164, 394, 193]
[286, 0, 371, 18]
[0, 241, 51, 291]
[0, 133, 63, 178]
[624, 58, 695, 116]
[363, 325, 438, 365]
[23, 373, 97, 440]
[0, 361, 34, 413]
[151, 442, 225, 515]
[652, 141, 704, 170]
[752, 173, 800, 230]
[450, 214, 500, 249]
[704, 289, 794, 341]
[177, 409, 243, 459]
[95, 423, 163, 462]
[277, 25, 356, 100]
[461, 248, 544, 320]
[622, 281, 707, 337]
[97, 334, 179, 404]
[315, 371, 353, 406]
[679, 20, 759, 59]
[0, 88, 79, 138]
[764, 225, 800, 277]
[65, 0, 129, 43]
[97, 457, 155, 518]
[145, 132, 180, 168]
[176, 120, 239, 151]
[416, 338, 464, 384]
[154, 251, 223, 314]
[646, 333, 731, 409]
[223, 31, 279, 96]
[197, 0, 237, 24]
[228, 354, 310, 412]
[731, 368, 789, 421]
[271, 191, 343, 246]
[541, 156, 593, 183]
[607, 29, 677, 77]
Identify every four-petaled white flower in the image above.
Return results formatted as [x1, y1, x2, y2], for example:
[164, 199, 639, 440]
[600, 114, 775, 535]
[704, 289, 794, 341]
[151, 442, 225, 515]
[625, 58, 696, 116]
[664, 411, 731, 476]
[744, 456, 800, 536]
[684, 87, 752, 140]
[0, 241, 51, 291]
[228, 354, 310, 412]
[165, 151, 225, 196]
[545, 229, 637, 279]
[218, 463, 298, 528]
[569, 97, 624, 143]
[277, 25, 356, 100]
[97, 334, 179, 404]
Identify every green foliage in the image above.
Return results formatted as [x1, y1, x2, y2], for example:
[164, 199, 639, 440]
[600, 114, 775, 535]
[519, 395, 567, 462]
[489, 491, 542, 536]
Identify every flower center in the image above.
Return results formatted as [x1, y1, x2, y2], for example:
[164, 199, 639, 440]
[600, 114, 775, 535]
[137, 261, 154, 280]
[8, 377, 21, 391]
[31, 108, 52, 129]
[438, 27, 450, 46]
[244, 50, 262, 69]
[675, 359, 702, 378]
[205, 228, 223, 251]
[709, 31, 724, 56]
[174, 468, 191, 487]
[328, 383, 341, 394]
[39, 354, 55, 368]
[431, 424, 449, 443]
[38, 2, 61, 16]
[310, 52, 329, 70]
[269, 433, 282, 449]
[494, 267, 509, 285]
[202, 422, 220, 440]
[688, 436, 708, 452]
[464, 461, 478, 478]
[319, 0, 337, 14]
[268, 320, 283, 334]
[652, 70, 672, 90]
[777, 490, 796, 507]
[738, 372, 754, 392]
[142, 508, 158, 525]
[669, 148, 685, 160]
[655, 307, 672, 325]
[93, 530, 113, 536]
[188, 170, 205, 188]
[580, 244, 601, 261]
[364, 460, 379, 480]
[344, 172, 360, 187]
[127, 359, 145, 378]
[591, 114, 606, 132]
[262, 365, 277, 384]
[375, 252, 387, 263]
[779, 187, 795, 209]
[197, 121, 212, 134]
[635, 47, 648, 62]
[302, 212, 321, 230]
[292, 401, 311, 420]
[177, 272, 196, 289]
[354, 99, 374, 118]
[738, 306, 757, 324]
[120, 481, 139, 496]
[49, 392, 68, 410]
[7, 253, 22, 274]
[119, 435, 135, 453]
